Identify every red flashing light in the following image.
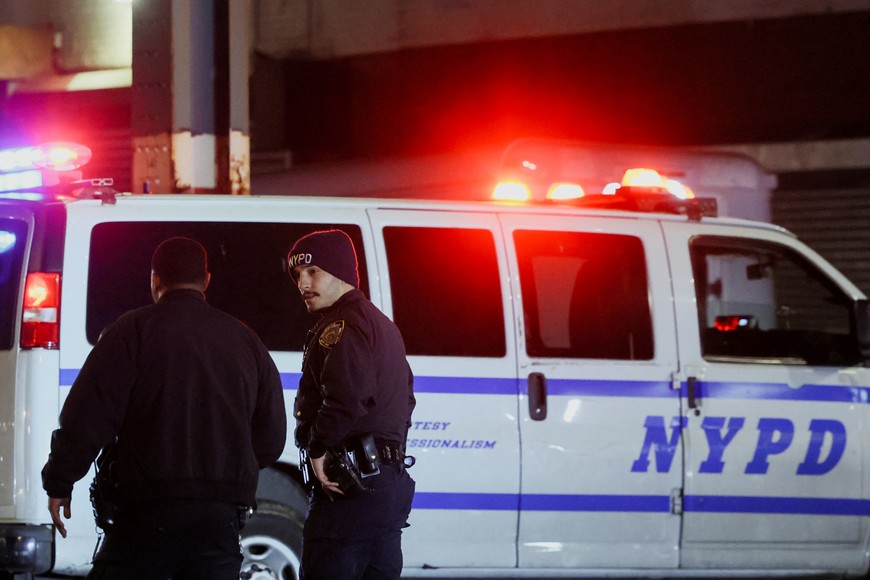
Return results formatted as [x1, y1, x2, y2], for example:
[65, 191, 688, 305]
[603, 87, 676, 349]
[493, 181, 531, 201]
[21, 272, 60, 349]
[665, 179, 695, 200]
[547, 182, 585, 200]
[31, 142, 92, 172]
[621, 168, 667, 189]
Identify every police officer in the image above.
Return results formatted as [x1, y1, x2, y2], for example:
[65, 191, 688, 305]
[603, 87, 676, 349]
[288, 229, 416, 580]
[41, 237, 287, 580]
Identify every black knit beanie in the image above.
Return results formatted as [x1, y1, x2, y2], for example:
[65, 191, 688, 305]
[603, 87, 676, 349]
[287, 229, 359, 287]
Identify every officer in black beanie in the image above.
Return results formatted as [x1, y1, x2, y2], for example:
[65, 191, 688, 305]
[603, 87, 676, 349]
[288, 229, 416, 580]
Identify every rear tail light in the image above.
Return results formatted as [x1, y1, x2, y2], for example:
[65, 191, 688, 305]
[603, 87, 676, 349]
[21, 272, 60, 349]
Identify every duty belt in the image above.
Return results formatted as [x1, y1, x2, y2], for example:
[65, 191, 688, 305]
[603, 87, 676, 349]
[378, 443, 405, 464]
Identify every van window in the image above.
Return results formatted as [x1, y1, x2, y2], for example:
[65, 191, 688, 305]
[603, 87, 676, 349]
[514, 230, 653, 360]
[87, 222, 367, 350]
[690, 236, 859, 365]
[0, 218, 28, 350]
[384, 227, 506, 357]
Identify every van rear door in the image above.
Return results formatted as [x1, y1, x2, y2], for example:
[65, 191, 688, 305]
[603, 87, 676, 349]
[0, 203, 31, 520]
[665, 221, 870, 574]
[499, 214, 683, 570]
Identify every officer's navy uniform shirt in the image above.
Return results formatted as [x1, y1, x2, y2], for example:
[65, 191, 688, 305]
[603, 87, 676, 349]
[42, 289, 287, 508]
[295, 288, 415, 458]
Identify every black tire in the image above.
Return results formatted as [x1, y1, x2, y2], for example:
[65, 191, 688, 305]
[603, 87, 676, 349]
[239, 500, 305, 580]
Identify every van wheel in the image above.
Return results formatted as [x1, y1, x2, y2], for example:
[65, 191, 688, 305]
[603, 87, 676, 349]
[240, 500, 304, 580]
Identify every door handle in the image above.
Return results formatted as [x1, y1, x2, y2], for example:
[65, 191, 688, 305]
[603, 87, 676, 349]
[687, 376, 700, 415]
[528, 372, 547, 421]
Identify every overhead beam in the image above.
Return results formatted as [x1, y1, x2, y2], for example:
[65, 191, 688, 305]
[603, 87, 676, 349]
[708, 138, 870, 173]
[0, 25, 53, 80]
[255, 0, 870, 59]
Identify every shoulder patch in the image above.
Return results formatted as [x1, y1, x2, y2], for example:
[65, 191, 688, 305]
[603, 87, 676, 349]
[319, 320, 345, 348]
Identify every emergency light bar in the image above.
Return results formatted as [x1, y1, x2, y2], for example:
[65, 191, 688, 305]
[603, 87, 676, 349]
[0, 142, 92, 193]
[492, 166, 716, 219]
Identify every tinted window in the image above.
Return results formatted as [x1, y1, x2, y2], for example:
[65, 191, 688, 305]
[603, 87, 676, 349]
[691, 236, 859, 365]
[384, 227, 505, 357]
[88, 222, 367, 350]
[515, 230, 653, 360]
[0, 218, 28, 350]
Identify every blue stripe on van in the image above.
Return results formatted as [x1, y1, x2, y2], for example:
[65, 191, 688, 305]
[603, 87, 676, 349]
[281, 372, 301, 390]
[412, 493, 870, 517]
[693, 381, 870, 404]
[279, 374, 520, 395]
[521, 493, 671, 512]
[59, 368, 870, 518]
[60, 368, 79, 385]
[547, 379, 674, 398]
[63, 371, 870, 404]
[684, 495, 870, 516]
[412, 492, 520, 511]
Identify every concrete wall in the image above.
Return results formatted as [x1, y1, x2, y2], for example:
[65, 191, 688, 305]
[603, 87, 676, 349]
[254, 0, 870, 59]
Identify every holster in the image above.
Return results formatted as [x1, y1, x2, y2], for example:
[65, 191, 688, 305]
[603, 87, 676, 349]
[323, 448, 367, 496]
[303, 433, 383, 497]
[89, 445, 120, 531]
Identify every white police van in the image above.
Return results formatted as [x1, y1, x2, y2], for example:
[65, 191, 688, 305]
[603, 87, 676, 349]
[2, 142, 870, 579]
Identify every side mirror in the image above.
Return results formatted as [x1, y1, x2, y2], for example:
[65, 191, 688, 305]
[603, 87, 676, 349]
[855, 299, 870, 359]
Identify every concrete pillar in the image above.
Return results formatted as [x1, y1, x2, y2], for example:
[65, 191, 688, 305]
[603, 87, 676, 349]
[131, 0, 250, 194]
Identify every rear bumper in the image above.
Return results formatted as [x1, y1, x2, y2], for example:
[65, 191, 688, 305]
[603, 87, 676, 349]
[0, 524, 53, 574]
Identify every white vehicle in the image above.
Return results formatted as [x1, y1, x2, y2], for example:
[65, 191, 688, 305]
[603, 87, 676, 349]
[2, 142, 870, 579]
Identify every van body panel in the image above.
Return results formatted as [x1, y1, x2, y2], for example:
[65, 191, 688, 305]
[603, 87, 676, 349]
[664, 221, 870, 571]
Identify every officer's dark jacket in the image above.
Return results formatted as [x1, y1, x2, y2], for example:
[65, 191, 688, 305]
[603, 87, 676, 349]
[295, 289, 415, 458]
[42, 289, 287, 507]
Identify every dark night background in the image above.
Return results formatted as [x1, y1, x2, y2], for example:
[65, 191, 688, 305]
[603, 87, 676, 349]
[1, 11, 868, 185]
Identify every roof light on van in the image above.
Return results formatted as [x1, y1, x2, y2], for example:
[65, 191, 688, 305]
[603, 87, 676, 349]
[0, 170, 43, 193]
[621, 168, 695, 200]
[21, 272, 60, 349]
[665, 179, 695, 200]
[602, 182, 621, 195]
[621, 168, 668, 190]
[31, 142, 92, 172]
[0, 147, 38, 172]
[546, 182, 585, 200]
[493, 180, 532, 201]
[0, 231, 16, 253]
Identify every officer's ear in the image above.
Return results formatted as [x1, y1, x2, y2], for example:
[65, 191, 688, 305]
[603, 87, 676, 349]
[151, 271, 164, 303]
[203, 272, 211, 291]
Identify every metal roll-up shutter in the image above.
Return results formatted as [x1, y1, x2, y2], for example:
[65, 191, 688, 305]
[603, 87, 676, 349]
[773, 178, 870, 297]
